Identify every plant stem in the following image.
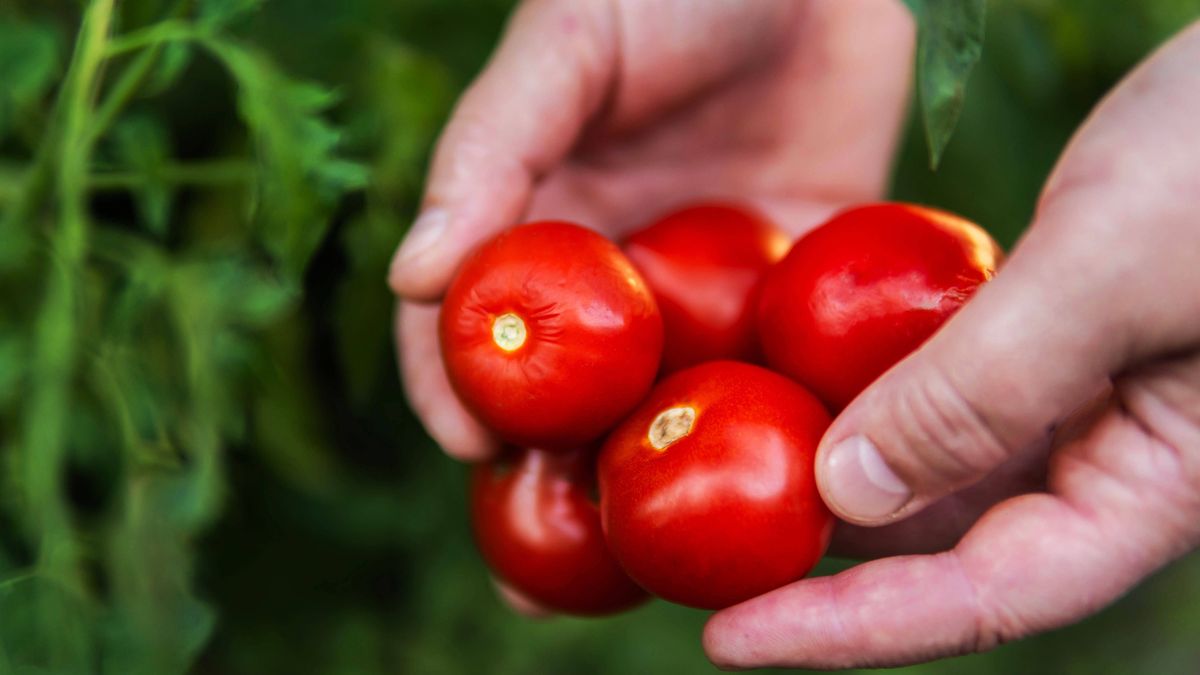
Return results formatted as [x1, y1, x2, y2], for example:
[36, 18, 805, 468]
[25, 0, 115, 573]
[105, 19, 198, 57]
[88, 45, 163, 144]
[90, 159, 256, 189]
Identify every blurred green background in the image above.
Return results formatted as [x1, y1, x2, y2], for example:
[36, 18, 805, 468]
[1, 1, 1199, 673]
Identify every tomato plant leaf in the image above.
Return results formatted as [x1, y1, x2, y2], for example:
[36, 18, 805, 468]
[0, 19, 61, 140]
[141, 42, 193, 97]
[334, 40, 452, 404]
[907, 0, 987, 168]
[0, 333, 25, 407]
[198, 0, 264, 28]
[202, 38, 368, 279]
[110, 114, 174, 235]
[0, 573, 94, 672]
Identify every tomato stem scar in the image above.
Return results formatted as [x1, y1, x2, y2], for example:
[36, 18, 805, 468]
[492, 312, 527, 351]
[648, 406, 696, 450]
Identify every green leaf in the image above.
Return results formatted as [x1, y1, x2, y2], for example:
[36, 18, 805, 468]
[334, 214, 399, 406]
[909, 0, 987, 168]
[254, 317, 344, 495]
[102, 475, 218, 675]
[201, 38, 368, 279]
[0, 19, 61, 140]
[0, 333, 26, 407]
[0, 572, 94, 673]
[141, 42, 193, 97]
[351, 39, 453, 198]
[198, 0, 264, 28]
[111, 114, 174, 235]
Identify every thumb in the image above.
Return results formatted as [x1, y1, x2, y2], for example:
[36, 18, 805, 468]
[814, 217, 1129, 526]
[816, 20, 1200, 526]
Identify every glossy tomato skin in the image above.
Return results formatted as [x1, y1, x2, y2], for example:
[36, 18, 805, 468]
[623, 203, 790, 374]
[441, 222, 663, 450]
[758, 203, 1002, 411]
[598, 361, 833, 610]
[471, 447, 648, 616]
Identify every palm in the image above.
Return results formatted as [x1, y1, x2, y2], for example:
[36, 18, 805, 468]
[524, 2, 910, 239]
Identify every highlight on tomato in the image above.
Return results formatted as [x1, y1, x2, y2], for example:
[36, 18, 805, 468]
[758, 202, 1002, 410]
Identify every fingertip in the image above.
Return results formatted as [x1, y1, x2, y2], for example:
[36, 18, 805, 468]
[492, 578, 555, 619]
[703, 586, 807, 671]
[816, 433, 912, 525]
[388, 208, 454, 301]
[425, 403, 502, 462]
[702, 612, 751, 671]
[395, 300, 501, 462]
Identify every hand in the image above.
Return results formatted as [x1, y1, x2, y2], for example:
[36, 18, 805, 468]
[705, 21, 1200, 670]
[388, 0, 915, 461]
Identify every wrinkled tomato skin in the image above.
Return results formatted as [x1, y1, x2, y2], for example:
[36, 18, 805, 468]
[758, 203, 1002, 411]
[471, 447, 648, 616]
[598, 361, 833, 610]
[441, 222, 663, 450]
[623, 203, 790, 374]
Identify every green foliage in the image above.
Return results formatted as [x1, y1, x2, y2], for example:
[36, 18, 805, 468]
[0, 0, 1198, 674]
[202, 37, 368, 279]
[905, 0, 988, 168]
[0, 20, 59, 146]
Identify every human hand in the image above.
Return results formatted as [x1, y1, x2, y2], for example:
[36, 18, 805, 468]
[388, 0, 916, 461]
[705, 20, 1200, 669]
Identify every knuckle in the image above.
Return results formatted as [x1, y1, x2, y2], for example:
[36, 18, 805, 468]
[878, 368, 1014, 493]
[944, 551, 1015, 655]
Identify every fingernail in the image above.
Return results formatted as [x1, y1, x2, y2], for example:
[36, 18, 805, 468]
[822, 435, 910, 522]
[390, 208, 449, 281]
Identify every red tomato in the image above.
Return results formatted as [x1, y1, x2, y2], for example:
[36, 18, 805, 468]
[598, 361, 833, 610]
[441, 222, 663, 449]
[758, 203, 1002, 411]
[471, 447, 648, 616]
[624, 203, 790, 373]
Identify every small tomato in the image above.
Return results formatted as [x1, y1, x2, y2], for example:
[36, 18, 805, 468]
[471, 447, 648, 616]
[598, 361, 832, 610]
[624, 203, 790, 373]
[441, 222, 663, 449]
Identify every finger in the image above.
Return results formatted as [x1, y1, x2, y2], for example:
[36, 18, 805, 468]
[816, 22, 1200, 526]
[829, 388, 1110, 559]
[813, 220, 1123, 525]
[706, 404, 1200, 669]
[387, 0, 619, 301]
[830, 433, 1048, 559]
[492, 577, 554, 619]
[396, 301, 499, 461]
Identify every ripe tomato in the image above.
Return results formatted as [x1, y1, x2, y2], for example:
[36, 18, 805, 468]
[757, 203, 1002, 411]
[441, 222, 663, 449]
[471, 447, 648, 616]
[623, 203, 790, 373]
[598, 361, 833, 610]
